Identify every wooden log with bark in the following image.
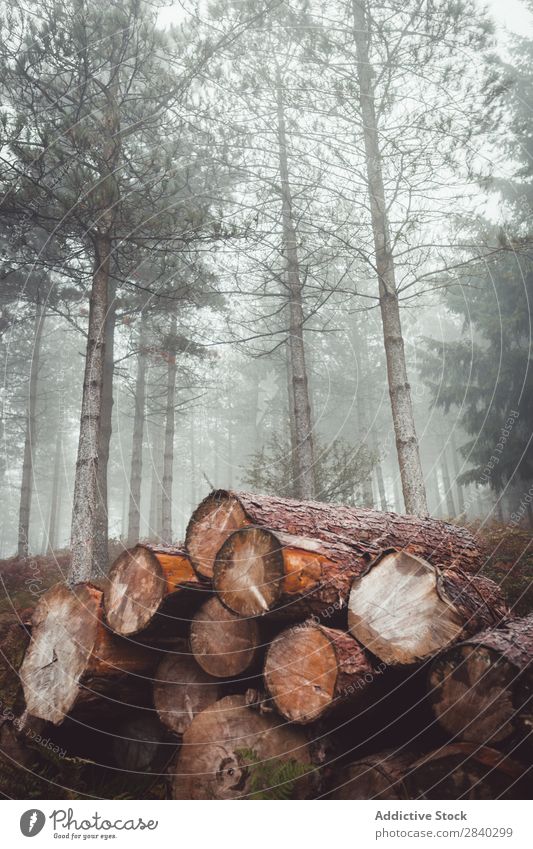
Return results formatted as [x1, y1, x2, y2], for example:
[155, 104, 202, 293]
[328, 750, 415, 799]
[214, 527, 376, 618]
[406, 743, 528, 799]
[104, 543, 209, 639]
[153, 648, 222, 735]
[185, 489, 484, 581]
[110, 712, 179, 773]
[189, 596, 261, 677]
[348, 549, 507, 665]
[263, 620, 379, 724]
[428, 614, 533, 747]
[170, 694, 314, 799]
[20, 583, 159, 725]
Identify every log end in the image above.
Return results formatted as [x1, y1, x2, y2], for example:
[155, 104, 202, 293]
[20, 583, 102, 725]
[170, 694, 313, 799]
[214, 527, 285, 616]
[348, 550, 465, 664]
[153, 652, 221, 736]
[190, 596, 260, 678]
[185, 490, 249, 579]
[264, 623, 338, 723]
[429, 645, 524, 745]
[104, 546, 167, 636]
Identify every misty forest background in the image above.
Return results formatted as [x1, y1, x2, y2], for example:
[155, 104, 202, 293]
[0, 0, 532, 604]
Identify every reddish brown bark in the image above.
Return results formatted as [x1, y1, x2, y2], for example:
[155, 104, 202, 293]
[186, 489, 485, 580]
[214, 527, 374, 617]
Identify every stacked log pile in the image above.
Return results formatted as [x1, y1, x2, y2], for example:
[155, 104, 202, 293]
[3, 490, 531, 799]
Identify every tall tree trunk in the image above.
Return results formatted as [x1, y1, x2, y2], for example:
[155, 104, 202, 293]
[275, 66, 316, 500]
[69, 233, 111, 583]
[375, 460, 388, 512]
[161, 314, 177, 545]
[441, 449, 456, 517]
[285, 339, 299, 498]
[352, 0, 427, 516]
[93, 284, 116, 575]
[46, 422, 63, 554]
[450, 433, 466, 514]
[17, 304, 46, 558]
[393, 472, 403, 513]
[127, 310, 148, 546]
[148, 415, 162, 541]
[225, 400, 233, 489]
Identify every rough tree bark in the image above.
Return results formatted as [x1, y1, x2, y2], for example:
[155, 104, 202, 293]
[264, 620, 377, 723]
[17, 304, 46, 557]
[186, 489, 485, 581]
[69, 232, 112, 583]
[170, 694, 313, 799]
[148, 414, 163, 540]
[46, 419, 63, 554]
[127, 309, 148, 546]
[428, 614, 533, 747]
[161, 313, 177, 545]
[351, 0, 428, 516]
[348, 549, 508, 665]
[214, 526, 381, 618]
[93, 285, 116, 576]
[275, 65, 316, 500]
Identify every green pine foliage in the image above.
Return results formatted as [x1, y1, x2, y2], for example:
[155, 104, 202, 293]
[235, 748, 312, 800]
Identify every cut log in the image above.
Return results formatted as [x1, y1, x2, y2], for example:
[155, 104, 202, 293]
[153, 649, 222, 735]
[406, 743, 528, 799]
[189, 596, 261, 677]
[171, 694, 314, 799]
[214, 527, 376, 618]
[185, 489, 484, 580]
[328, 750, 414, 799]
[348, 549, 507, 665]
[264, 620, 377, 724]
[111, 713, 178, 773]
[20, 583, 158, 725]
[104, 543, 208, 638]
[428, 614, 533, 746]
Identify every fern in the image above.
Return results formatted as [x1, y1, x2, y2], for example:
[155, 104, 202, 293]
[235, 748, 312, 800]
